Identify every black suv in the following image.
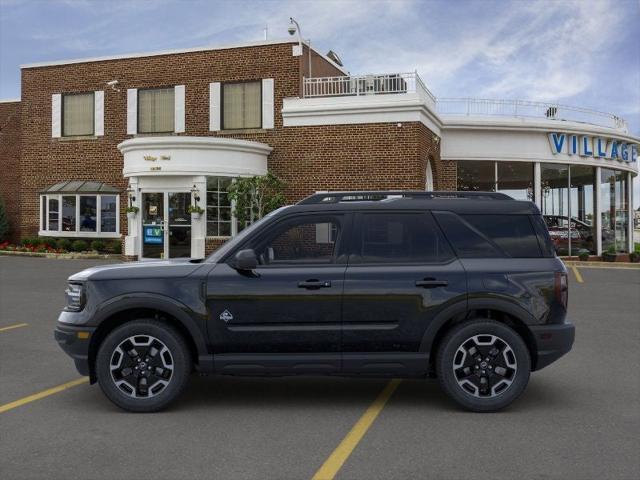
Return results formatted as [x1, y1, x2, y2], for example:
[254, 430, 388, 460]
[55, 191, 574, 412]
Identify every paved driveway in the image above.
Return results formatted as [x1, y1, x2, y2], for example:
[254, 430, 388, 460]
[0, 256, 638, 479]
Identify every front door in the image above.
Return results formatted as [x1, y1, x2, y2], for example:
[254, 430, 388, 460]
[206, 213, 349, 374]
[141, 192, 192, 259]
[341, 211, 467, 374]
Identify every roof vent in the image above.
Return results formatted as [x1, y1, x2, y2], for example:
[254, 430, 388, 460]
[326, 50, 343, 67]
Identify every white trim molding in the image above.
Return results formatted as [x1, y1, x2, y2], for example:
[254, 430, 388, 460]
[119, 136, 271, 178]
[174, 85, 186, 133]
[262, 78, 275, 129]
[209, 82, 221, 131]
[94, 90, 104, 136]
[126, 88, 137, 135]
[51, 94, 61, 138]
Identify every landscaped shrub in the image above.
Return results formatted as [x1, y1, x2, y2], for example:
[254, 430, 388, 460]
[57, 238, 73, 251]
[91, 240, 106, 252]
[71, 240, 88, 252]
[107, 240, 122, 254]
[21, 237, 38, 247]
[38, 237, 57, 249]
[577, 249, 589, 261]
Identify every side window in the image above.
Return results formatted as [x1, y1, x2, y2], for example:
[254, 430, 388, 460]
[356, 212, 454, 264]
[461, 215, 542, 258]
[256, 217, 341, 265]
[433, 211, 502, 258]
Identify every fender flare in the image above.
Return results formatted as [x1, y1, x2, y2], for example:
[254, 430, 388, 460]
[90, 293, 209, 358]
[418, 296, 537, 355]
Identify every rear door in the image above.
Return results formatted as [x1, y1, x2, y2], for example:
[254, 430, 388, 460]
[341, 211, 467, 375]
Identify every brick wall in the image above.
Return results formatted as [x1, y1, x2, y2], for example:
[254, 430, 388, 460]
[0, 101, 22, 242]
[16, 40, 443, 247]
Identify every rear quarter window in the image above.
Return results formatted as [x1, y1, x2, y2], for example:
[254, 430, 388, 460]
[434, 212, 543, 258]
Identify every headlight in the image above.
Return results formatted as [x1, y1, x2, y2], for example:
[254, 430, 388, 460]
[64, 283, 85, 312]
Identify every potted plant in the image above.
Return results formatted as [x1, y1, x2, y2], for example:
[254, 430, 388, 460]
[603, 245, 618, 262]
[630, 245, 640, 263]
[126, 206, 139, 221]
[187, 204, 204, 220]
[577, 249, 590, 261]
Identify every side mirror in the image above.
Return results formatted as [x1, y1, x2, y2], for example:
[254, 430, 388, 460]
[233, 249, 258, 271]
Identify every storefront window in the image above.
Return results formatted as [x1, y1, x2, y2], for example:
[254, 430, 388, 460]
[206, 177, 233, 236]
[497, 162, 534, 201]
[569, 166, 596, 254]
[541, 164, 570, 255]
[80, 196, 97, 232]
[48, 197, 59, 231]
[101, 195, 118, 233]
[62, 196, 76, 232]
[601, 169, 629, 253]
[457, 161, 495, 192]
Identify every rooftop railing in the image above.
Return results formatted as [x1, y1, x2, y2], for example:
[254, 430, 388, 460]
[301, 74, 627, 131]
[436, 98, 628, 131]
[303, 72, 436, 103]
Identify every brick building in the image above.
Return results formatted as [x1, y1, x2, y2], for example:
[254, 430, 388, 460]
[0, 38, 637, 258]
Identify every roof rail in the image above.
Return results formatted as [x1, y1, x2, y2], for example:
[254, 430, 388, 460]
[297, 190, 513, 205]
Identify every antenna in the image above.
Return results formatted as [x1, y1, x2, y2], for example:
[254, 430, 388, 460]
[263, 24, 268, 40]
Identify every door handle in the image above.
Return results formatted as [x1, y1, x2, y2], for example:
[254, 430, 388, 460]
[298, 279, 331, 289]
[415, 279, 448, 288]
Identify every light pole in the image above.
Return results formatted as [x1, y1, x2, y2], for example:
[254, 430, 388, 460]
[288, 17, 311, 78]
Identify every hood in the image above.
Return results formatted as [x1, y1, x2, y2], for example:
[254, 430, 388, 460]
[68, 258, 206, 282]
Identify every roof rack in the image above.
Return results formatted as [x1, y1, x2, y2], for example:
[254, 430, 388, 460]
[297, 190, 513, 205]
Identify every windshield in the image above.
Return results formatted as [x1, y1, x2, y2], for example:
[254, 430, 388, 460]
[206, 206, 291, 263]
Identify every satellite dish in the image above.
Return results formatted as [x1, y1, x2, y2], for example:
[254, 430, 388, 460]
[326, 50, 343, 67]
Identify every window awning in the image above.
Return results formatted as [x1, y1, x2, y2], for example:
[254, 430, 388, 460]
[41, 181, 120, 194]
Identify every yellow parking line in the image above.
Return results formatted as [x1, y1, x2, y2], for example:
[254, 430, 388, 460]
[571, 265, 584, 283]
[0, 377, 88, 414]
[0, 323, 28, 333]
[312, 379, 401, 480]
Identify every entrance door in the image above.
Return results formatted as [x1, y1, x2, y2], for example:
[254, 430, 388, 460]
[141, 192, 192, 259]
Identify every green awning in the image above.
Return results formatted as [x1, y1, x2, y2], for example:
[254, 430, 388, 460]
[41, 181, 120, 194]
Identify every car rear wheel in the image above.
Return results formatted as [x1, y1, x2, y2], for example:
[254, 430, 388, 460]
[96, 319, 191, 412]
[436, 319, 530, 412]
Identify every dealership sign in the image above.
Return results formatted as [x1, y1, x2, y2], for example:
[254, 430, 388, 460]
[548, 133, 638, 163]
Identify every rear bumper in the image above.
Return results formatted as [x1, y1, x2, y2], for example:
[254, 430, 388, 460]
[54, 323, 95, 377]
[530, 322, 575, 371]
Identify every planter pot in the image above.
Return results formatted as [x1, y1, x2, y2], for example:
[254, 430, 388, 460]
[630, 253, 640, 263]
[127, 212, 137, 222]
[191, 212, 202, 221]
[603, 253, 618, 262]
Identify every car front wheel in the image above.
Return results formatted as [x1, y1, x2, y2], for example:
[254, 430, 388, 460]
[436, 319, 531, 412]
[96, 319, 191, 412]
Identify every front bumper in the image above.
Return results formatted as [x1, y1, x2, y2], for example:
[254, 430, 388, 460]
[529, 322, 575, 371]
[54, 322, 95, 377]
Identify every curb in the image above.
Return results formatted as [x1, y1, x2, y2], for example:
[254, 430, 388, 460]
[563, 260, 640, 269]
[0, 250, 122, 260]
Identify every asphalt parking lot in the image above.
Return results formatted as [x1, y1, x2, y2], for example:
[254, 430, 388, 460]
[1, 256, 639, 480]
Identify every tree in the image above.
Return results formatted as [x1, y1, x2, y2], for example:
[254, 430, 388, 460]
[227, 172, 286, 227]
[0, 197, 9, 242]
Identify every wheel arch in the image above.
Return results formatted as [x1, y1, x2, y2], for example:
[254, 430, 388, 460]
[421, 298, 539, 372]
[87, 295, 208, 383]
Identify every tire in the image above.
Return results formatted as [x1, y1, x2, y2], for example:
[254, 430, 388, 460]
[96, 319, 191, 412]
[436, 319, 530, 412]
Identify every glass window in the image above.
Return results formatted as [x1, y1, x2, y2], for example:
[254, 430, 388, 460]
[101, 195, 117, 233]
[138, 88, 175, 133]
[257, 217, 340, 265]
[62, 196, 76, 232]
[569, 165, 596, 254]
[457, 161, 495, 192]
[79, 196, 97, 232]
[462, 215, 541, 258]
[223, 81, 261, 130]
[541, 164, 570, 255]
[601, 169, 629, 253]
[63, 92, 94, 136]
[434, 211, 502, 258]
[357, 213, 454, 263]
[206, 177, 233, 236]
[497, 162, 534, 201]
[48, 197, 59, 231]
[41, 196, 46, 231]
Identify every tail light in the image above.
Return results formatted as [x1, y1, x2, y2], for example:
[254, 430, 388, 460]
[555, 272, 568, 309]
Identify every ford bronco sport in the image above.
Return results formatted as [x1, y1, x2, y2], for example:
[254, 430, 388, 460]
[55, 191, 574, 412]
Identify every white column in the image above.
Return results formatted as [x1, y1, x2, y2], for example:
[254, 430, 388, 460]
[534, 162, 542, 209]
[191, 175, 207, 259]
[595, 167, 602, 256]
[124, 177, 140, 258]
[628, 171, 633, 253]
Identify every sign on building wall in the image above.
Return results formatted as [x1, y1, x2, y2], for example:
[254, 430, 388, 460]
[548, 132, 638, 163]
